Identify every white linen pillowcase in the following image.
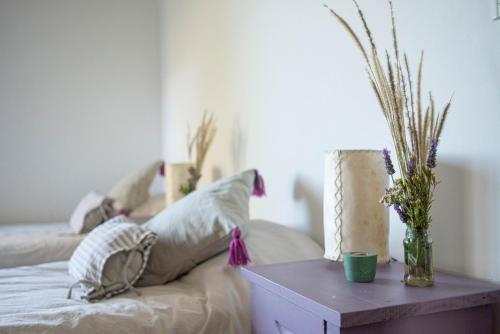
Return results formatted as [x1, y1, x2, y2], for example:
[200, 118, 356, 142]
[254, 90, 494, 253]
[136, 169, 257, 287]
[68, 216, 157, 301]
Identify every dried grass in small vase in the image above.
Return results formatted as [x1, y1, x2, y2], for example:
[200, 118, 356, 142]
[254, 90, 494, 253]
[324, 0, 452, 287]
[179, 111, 217, 195]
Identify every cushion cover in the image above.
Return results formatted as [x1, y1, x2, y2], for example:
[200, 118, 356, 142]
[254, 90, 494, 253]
[137, 169, 256, 287]
[108, 161, 162, 211]
[68, 216, 157, 301]
[129, 193, 166, 218]
[69, 191, 114, 234]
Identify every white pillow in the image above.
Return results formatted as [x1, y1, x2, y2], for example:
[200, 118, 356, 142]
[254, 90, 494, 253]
[69, 192, 114, 234]
[129, 193, 166, 218]
[136, 169, 257, 287]
[68, 216, 157, 301]
[108, 160, 163, 211]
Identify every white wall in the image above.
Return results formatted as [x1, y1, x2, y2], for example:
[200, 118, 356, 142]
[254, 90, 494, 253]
[160, 0, 500, 291]
[0, 0, 162, 223]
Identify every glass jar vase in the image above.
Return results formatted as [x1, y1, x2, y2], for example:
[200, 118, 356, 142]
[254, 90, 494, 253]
[403, 227, 434, 287]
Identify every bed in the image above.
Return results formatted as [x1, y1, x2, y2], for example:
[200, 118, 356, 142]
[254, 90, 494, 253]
[0, 218, 150, 269]
[0, 222, 84, 269]
[0, 220, 323, 334]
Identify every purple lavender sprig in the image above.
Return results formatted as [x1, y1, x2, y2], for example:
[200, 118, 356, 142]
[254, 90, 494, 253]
[407, 158, 415, 179]
[383, 148, 395, 175]
[427, 139, 437, 168]
[394, 204, 408, 223]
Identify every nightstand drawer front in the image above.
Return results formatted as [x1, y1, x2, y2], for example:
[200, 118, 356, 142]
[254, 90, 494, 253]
[250, 284, 324, 334]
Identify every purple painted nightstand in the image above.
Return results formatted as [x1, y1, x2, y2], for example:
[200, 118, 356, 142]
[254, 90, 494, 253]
[241, 259, 500, 334]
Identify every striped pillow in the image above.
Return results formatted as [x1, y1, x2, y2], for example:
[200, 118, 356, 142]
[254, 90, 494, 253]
[68, 216, 157, 301]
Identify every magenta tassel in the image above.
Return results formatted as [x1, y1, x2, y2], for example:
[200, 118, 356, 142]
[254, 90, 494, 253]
[159, 162, 165, 177]
[227, 227, 251, 266]
[252, 170, 266, 197]
[114, 209, 129, 217]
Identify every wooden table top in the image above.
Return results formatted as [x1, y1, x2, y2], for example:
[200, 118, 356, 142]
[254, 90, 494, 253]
[241, 259, 500, 328]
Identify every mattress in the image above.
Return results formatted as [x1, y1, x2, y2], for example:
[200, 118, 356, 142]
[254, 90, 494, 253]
[0, 220, 323, 334]
[0, 222, 84, 269]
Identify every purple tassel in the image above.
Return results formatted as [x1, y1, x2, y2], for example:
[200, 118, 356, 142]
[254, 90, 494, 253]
[115, 209, 129, 217]
[159, 162, 165, 177]
[227, 227, 251, 266]
[252, 170, 266, 197]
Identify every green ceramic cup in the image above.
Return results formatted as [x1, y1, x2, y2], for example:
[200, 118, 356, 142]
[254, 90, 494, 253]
[343, 251, 378, 283]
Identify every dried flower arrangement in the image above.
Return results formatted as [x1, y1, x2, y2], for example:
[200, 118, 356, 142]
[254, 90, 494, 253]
[179, 111, 217, 195]
[324, 1, 451, 231]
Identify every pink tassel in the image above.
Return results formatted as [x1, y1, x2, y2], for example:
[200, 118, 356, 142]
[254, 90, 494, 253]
[227, 227, 251, 266]
[115, 209, 129, 217]
[159, 162, 165, 177]
[252, 170, 266, 197]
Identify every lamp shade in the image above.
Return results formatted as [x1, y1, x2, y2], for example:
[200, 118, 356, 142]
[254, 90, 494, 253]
[323, 150, 390, 263]
[165, 162, 193, 206]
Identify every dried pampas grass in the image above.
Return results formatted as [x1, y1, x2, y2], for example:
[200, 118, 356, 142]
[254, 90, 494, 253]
[187, 110, 217, 176]
[324, 0, 452, 229]
[324, 0, 451, 176]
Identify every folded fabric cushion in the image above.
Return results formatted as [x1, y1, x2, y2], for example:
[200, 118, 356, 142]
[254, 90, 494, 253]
[68, 216, 157, 301]
[137, 169, 258, 287]
[108, 160, 163, 212]
[69, 191, 115, 234]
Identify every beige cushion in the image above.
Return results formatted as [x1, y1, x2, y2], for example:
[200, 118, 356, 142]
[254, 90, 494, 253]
[136, 169, 256, 287]
[129, 193, 166, 218]
[108, 161, 162, 211]
[69, 192, 114, 234]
